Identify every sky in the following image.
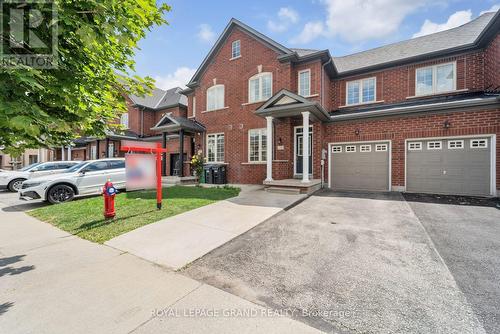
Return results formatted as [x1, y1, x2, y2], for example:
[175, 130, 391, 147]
[133, 0, 500, 90]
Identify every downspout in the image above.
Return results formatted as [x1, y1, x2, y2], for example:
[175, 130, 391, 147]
[321, 58, 332, 108]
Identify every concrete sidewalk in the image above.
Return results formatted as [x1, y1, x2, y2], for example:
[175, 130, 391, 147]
[106, 185, 306, 270]
[0, 194, 320, 334]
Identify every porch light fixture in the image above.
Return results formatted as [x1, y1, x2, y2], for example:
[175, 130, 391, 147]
[278, 137, 282, 145]
[443, 120, 451, 129]
[355, 129, 360, 136]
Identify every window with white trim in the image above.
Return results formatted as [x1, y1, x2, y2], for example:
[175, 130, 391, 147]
[360, 145, 371, 152]
[375, 144, 388, 152]
[206, 85, 224, 111]
[248, 129, 267, 162]
[416, 62, 455, 96]
[332, 146, 342, 153]
[207, 133, 225, 162]
[192, 96, 196, 117]
[298, 69, 311, 97]
[249, 72, 272, 103]
[470, 139, 487, 148]
[427, 141, 442, 150]
[346, 77, 376, 105]
[120, 113, 129, 128]
[231, 40, 240, 59]
[408, 142, 422, 150]
[345, 145, 356, 152]
[448, 140, 464, 149]
[108, 142, 115, 157]
[91, 145, 97, 159]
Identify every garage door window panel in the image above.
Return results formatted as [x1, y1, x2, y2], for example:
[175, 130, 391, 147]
[360, 145, 371, 152]
[470, 139, 487, 148]
[408, 142, 422, 150]
[332, 146, 342, 153]
[427, 141, 442, 150]
[448, 140, 464, 149]
[376, 144, 388, 152]
[345, 145, 356, 152]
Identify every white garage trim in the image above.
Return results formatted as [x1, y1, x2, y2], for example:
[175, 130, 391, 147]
[404, 134, 496, 196]
[327, 139, 392, 191]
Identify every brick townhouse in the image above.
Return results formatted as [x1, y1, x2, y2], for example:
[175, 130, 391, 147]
[64, 87, 201, 177]
[178, 11, 500, 196]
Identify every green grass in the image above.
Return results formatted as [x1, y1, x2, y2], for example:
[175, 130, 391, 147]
[28, 186, 240, 243]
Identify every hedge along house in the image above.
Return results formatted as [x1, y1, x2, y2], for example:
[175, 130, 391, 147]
[181, 12, 500, 196]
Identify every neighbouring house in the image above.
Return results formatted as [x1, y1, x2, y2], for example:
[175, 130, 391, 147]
[0, 148, 53, 170]
[177, 11, 500, 196]
[58, 87, 203, 177]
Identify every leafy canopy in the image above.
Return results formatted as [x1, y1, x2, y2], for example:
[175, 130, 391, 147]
[0, 0, 170, 155]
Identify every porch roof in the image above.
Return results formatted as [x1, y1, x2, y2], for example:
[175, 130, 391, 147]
[254, 89, 331, 122]
[151, 113, 205, 134]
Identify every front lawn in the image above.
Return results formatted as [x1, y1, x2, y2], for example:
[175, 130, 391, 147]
[28, 186, 240, 243]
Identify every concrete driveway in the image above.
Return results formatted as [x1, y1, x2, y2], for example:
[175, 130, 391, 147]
[183, 191, 488, 334]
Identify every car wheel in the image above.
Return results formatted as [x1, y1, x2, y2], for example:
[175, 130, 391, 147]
[8, 178, 26, 192]
[47, 184, 75, 204]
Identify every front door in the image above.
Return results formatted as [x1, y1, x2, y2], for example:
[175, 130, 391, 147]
[294, 126, 313, 176]
[170, 153, 187, 176]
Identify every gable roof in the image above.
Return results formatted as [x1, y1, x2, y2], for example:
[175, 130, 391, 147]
[186, 18, 293, 88]
[334, 11, 499, 76]
[129, 87, 187, 110]
[151, 113, 205, 133]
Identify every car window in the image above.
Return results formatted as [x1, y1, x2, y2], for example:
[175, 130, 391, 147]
[55, 163, 79, 169]
[20, 162, 41, 171]
[65, 162, 87, 173]
[83, 161, 109, 172]
[36, 163, 60, 171]
[108, 160, 125, 169]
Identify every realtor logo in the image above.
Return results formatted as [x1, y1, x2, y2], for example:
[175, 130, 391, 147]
[0, 0, 58, 68]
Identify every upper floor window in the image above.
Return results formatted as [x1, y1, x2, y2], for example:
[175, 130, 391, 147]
[416, 62, 455, 96]
[120, 113, 129, 128]
[206, 84, 224, 111]
[346, 77, 375, 105]
[298, 69, 311, 97]
[249, 72, 272, 103]
[231, 40, 241, 59]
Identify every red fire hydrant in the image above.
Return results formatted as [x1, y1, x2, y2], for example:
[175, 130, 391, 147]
[102, 180, 117, 219]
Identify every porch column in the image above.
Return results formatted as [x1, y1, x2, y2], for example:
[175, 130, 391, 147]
[162, 132, 167, 176]
[67, 146, 72, 161]
[179, 129, 184, 177]
[105, 138, 110, 158]
[302, 111, 310, 183]
[61, 146, 65, 161]
[265, 116, 273, 181]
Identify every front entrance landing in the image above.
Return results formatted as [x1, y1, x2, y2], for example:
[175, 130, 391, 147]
[105, 185, 306, 270]
[264, 178, 322, 194]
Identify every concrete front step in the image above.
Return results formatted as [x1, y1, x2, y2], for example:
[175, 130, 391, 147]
[265, 187, 302, 195]
[162, 176, 198, 186]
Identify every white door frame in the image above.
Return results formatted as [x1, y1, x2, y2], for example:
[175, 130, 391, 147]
[293, 125, 313, 176]
[327, 139, 392, 190]
[404, 134, 496, 196]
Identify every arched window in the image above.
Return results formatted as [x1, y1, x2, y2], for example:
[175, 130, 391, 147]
[120, 113, 129, 128]
[206, 84, 225, 111]
[248, 72, 272, 103]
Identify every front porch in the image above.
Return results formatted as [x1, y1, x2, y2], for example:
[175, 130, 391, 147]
[263, 178, 322, 195]
[255, 89, 330, 193]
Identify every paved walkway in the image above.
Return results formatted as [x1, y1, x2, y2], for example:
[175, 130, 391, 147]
[106, 185, 306, 270]
[0, 192, 320, 334]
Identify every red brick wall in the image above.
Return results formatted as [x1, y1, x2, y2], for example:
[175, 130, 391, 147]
[330, 51, 486, 110]
[323, 108, 500, 189]
[485, 34, 500, 90]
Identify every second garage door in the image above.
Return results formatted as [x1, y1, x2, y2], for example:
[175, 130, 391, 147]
[330, 142, 390, 191]
[406, 137, 492, 196]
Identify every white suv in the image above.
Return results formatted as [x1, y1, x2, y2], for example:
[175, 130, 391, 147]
[19, 158, 126, 204]
[0, 161, 79, 192]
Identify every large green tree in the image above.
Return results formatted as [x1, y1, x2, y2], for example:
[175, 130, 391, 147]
[0, 0, 170, 155]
